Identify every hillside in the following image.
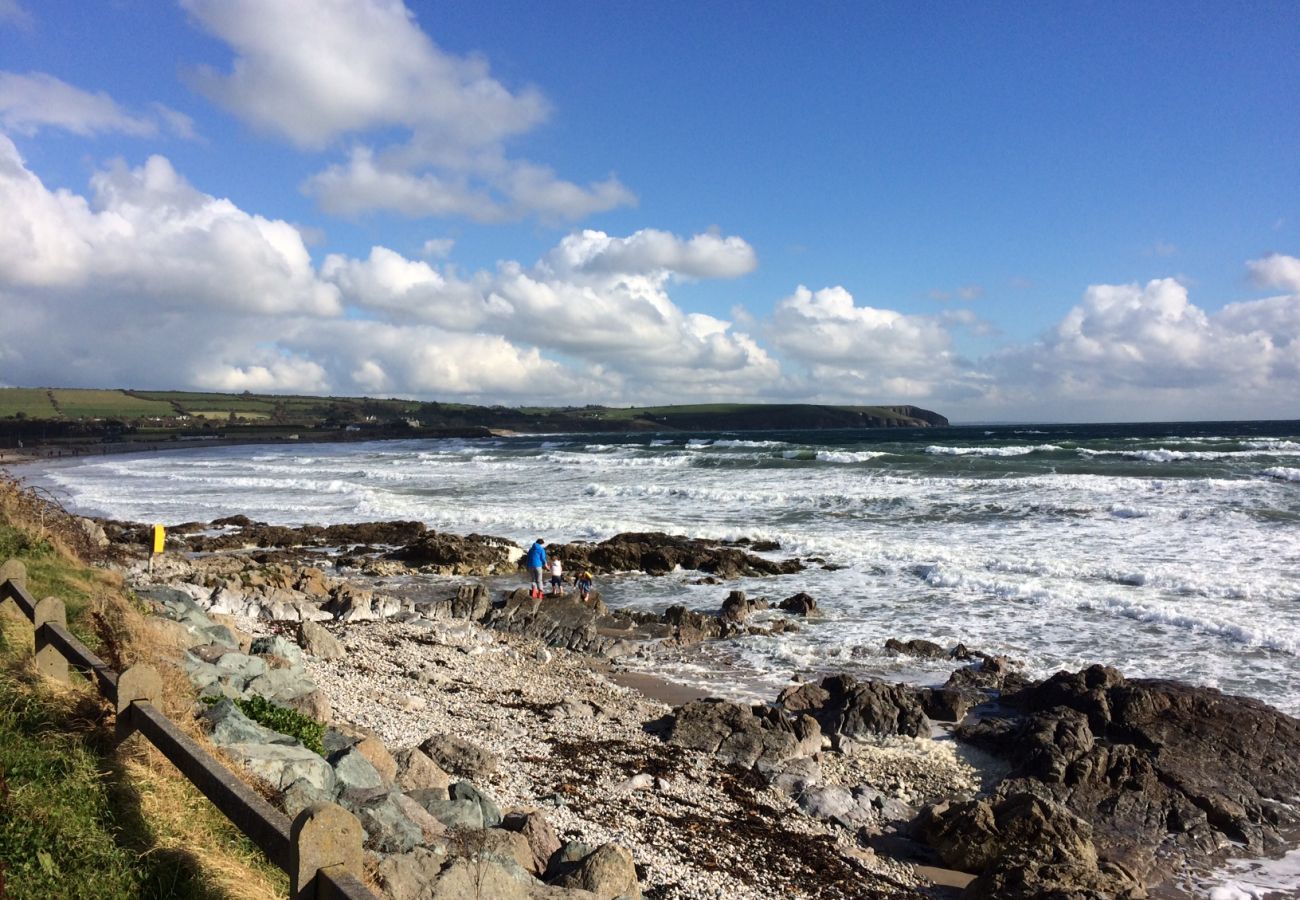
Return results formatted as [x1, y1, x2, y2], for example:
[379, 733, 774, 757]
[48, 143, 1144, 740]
[0, 387, 946, 448]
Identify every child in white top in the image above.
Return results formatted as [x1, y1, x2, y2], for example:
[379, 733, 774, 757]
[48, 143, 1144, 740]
[549, 557, 564, 596]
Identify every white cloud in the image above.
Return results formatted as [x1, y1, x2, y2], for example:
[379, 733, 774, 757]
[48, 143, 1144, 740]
[544, 228, 758, 280]
[195, 354, 329, 393]
[321, 245, 487, 329]
[1247, 253, 1300, 294]
[0, 135, 340, 314]
[184, 0, 634, 222]
[0, 71, 193, 138]
[421, 237, 455, 259]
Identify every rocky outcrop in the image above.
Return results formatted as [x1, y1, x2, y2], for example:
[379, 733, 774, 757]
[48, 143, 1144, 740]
[551, 532, 803, 578]
[778, 592, 821, 616]
[952, 664, 1300, 887]
[915, 793, 1146, 899]
[387, 531, 521, 575]
[664, 698, 821, 771]
[777, 674, 931, 743]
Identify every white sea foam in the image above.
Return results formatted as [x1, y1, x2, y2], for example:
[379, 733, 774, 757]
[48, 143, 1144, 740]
[925, 444, 1063, 457]
[15, 428, 1300, 716]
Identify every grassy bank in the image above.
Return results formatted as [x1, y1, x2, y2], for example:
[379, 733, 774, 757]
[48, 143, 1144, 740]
[0, 476, 286, 899]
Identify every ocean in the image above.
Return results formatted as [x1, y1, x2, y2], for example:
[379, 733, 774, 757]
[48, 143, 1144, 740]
[16, 419, 1300, 719]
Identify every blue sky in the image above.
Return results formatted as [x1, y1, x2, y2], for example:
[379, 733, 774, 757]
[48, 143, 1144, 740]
[1, 0, 1298, 421]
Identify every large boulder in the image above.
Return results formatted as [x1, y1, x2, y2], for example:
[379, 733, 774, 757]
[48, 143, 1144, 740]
[483, 589, 614, 655]
[394, 747, 452, 792]
[550, 532, 802, 579]
[778, 592, 821, 617]
[557, 844, 641, 900]
[418, 733, 500, 779]
[665, 698, 821, 770]
[297, 620, 345, 659]
[915, 793, 1146, 899]
[955, 664, 1300, 886]
[719, 590, 766, 625]
[387, 532, 520, 576]
[777, 674, 931, 742]
[502, 809, 563, 877]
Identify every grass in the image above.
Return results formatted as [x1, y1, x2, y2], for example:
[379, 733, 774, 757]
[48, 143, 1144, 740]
[0, 477, 288, 899]
[0, 390, 58, 420]
[48, 390, 175, 420]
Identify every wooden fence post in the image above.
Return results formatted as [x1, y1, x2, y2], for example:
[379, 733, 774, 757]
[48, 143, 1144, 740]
[33, 596, 68, 683]
[116, 664, 162, 742]
[291, 803, 365, 899]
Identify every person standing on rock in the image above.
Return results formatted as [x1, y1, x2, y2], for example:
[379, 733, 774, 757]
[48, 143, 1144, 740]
[525, 538, 548, 599]
[549, 555, 564, 596]
[576, 570, 593, 602]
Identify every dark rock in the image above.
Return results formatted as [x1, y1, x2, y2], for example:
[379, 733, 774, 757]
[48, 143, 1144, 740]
[212, 514, 255, 527]
[777, 674, 931, 741]
[918, 687, 979, 723]
[945, 654, 1028, 694]
[778, 592, 821, 616]
[449, 583, 491, 620]
[550, 531, 803, 579]
[482, 589, 614, 655]
[664, 698, 821, 770]
[386, 531, 518, 575]
[883, 637, 946, 659]
[915, 793, 1146, 899]
[660, 605, 722, 645]
[720, 590, 767, 624]
[954, 664, 1300, 886]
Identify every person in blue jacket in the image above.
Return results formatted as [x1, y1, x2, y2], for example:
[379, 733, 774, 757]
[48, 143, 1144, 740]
[524, 538, 547, 598]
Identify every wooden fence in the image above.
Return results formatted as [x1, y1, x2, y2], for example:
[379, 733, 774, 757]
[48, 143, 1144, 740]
[0, 559, 377, 900]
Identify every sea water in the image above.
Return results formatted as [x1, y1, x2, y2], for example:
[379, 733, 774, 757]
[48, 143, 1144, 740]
[16, 420, 1300, 713]
[14, 419, 1300, 897]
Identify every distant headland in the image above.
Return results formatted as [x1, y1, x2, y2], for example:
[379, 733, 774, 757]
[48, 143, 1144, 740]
[0, 387, 948, 453]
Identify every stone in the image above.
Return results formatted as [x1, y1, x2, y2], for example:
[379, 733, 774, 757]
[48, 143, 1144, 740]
[665, 698, 821, 770]
[502, 810, 562, 877]
[352, 734, 398, 784]
[390, 791, 447, 844]
[225, 742, 336, 796]
[450, 780, 503, 828]
[331, 745, 387, 807]
[298, 621, 345, 661]
[377, 845, 449, 900]
[768, 756, 822, 798]
[394, 747, 453, 792]
[954, 664, 1300, 886]
[203, 698, 297, 746]
[419, 733, 500, 778]
[778, 592, 821, 616]
[777, 673, 931, 741]
[353, 791, 425, 853]
[388, 531, 520, 576]
[557, 844, 641, 900]
[550, 532, 803, 579]
[797, 785, 877, 829]
[250, 634, 305, 667]
[450, 583, 492, 620]
[884, 637, 947, 659]
[278, 777, 336, 821]
[720, 590, 766, 624]
[409, 791, 487, 830]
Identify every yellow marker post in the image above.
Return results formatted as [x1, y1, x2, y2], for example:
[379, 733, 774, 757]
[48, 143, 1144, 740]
[149, 524, 165, 574]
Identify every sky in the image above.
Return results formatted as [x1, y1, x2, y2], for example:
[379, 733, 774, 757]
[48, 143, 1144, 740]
[1, 0, 1298, 423]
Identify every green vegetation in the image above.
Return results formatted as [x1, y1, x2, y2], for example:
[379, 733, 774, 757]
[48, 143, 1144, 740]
[49, 389, 175, 420]
[0, 386, 947, 445]
[201, 695, 325, 756]
[0, 389, 58, 420]
[0, 477, 287, 898]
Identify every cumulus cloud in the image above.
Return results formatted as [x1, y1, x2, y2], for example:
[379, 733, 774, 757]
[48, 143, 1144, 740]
[1247, 253, 1300, 294]
[0, 137, 339, 314]
[0, 71, 192, 138]
[183, 0, 635, 222]
[984, 273, 1300, 419]
[544, 229, 758, 280]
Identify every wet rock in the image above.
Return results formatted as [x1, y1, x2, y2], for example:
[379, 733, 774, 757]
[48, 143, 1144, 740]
[387, 531, 520, 576]
[778, 592, 821, 616]
[883, 637, 947, 659]
[659, 605, 722, 646]
[720, 590, 767, 624]
[483, 589, 615, 655]
[551, 531, 803, 579]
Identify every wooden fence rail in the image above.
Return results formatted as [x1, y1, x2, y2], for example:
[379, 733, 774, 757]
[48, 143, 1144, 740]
[0, 561, 376, 900]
